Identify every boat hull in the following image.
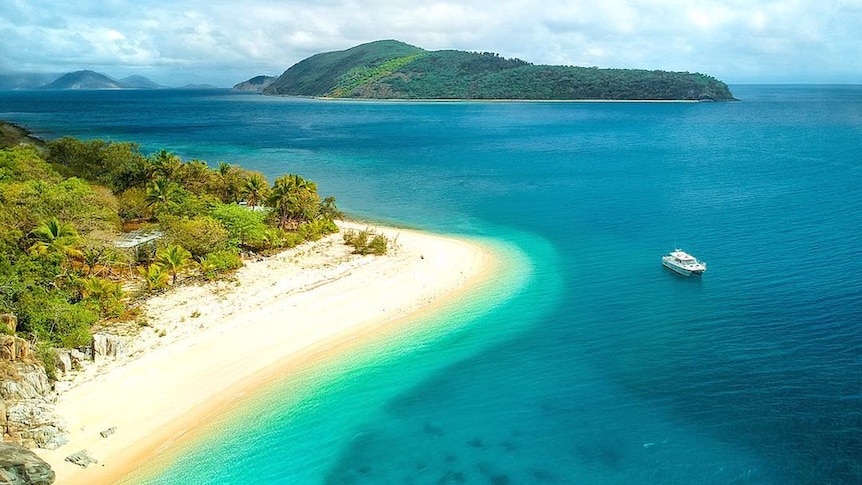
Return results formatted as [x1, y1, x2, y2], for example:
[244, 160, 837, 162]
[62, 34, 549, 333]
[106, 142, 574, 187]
[662, 260, 703, 276]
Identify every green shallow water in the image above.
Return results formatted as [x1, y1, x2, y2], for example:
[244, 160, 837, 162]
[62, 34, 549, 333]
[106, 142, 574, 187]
[120, 233, 558, 484]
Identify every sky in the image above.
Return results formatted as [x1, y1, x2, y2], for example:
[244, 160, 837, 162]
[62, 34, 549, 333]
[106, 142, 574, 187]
[1, 0, 860, 87]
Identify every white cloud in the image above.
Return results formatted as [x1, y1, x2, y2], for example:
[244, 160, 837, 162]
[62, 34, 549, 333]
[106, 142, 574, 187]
[1, 0, 860, 86]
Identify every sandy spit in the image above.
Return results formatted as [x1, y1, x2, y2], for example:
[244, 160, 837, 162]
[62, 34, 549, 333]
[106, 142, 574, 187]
[34, 221, 499, 484]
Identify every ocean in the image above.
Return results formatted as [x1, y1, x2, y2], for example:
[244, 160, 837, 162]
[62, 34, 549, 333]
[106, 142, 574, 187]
[1, 85, 861, 484]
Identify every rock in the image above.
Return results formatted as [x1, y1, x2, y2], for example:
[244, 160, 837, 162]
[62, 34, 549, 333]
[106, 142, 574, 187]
[91, 334, 126, 362]
[4, 401, 68, 450]
[54, 352, 72, 376]
[0, 364, 52, 401]
[0, 441, 55, 484]
[99, 427, 116, 438]
[68, 349, 88, 368]
[64, 450, 97, 468]
[0, 336, 31, 363]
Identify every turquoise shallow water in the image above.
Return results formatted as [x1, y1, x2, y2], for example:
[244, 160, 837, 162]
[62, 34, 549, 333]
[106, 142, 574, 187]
[2, 85, 861, 483]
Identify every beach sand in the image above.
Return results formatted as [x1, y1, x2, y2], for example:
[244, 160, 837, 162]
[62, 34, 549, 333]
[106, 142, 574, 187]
[34, 222, 498, 484]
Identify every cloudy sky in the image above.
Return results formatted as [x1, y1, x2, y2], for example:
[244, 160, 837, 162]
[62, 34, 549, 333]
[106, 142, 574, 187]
[1, 0, 860, 87]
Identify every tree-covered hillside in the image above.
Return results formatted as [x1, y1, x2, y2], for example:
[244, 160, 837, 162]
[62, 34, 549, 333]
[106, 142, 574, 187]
[266, 40, 425, 97]
[263, 40, 736, 101]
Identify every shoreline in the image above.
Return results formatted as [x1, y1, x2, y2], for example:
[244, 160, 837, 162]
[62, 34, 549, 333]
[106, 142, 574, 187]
[34, 221, 502, 484]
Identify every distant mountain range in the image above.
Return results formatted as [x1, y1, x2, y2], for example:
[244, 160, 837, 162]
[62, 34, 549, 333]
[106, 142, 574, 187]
[0, 70, 217, 90]
[254, 40, 736, 101]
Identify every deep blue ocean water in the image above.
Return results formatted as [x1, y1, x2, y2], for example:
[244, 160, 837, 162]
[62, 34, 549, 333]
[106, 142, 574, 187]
[2, 85, 861, 484]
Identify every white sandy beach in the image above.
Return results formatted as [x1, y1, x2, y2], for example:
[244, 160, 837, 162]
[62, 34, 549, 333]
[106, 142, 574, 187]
[34, 222, 498, 485]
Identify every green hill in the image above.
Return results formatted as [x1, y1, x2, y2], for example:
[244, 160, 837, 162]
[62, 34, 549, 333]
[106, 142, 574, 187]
[263, 40, 736, 101]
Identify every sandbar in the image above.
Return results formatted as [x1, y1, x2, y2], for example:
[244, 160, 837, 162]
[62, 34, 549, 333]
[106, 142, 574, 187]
[34, 221, 499, 484]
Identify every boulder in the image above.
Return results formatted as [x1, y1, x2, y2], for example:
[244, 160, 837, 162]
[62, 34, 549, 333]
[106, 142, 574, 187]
[0, 337, 30, 363]
[64, 450, 97, 468]
[4, 401, 68, 450]
[54, 353, 72, 376]
[0, 365, 51, 401]
[0, 441, 55, 484]
[91, 334, 126, 362]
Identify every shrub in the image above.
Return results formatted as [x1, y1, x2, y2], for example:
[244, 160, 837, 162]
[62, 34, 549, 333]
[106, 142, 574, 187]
[343, 228, 389, 255]
[118, 187, 149, 222]
[160, 215, 230, 259]
[296, 218, 338, 242]
[198, 249, 243, 279]
[210, 204, 271, 250]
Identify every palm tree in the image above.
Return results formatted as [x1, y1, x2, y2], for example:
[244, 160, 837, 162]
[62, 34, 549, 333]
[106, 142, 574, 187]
[149, 149, 182, 181]
[243, 173, 269, 209]
[267, 174, 320, 229]
[217, 162, 246, 203]
[155, 244, 194, 285]
[138, 264, 169, 292]
[29, 218, 83, 260]
[144, 178, 178, 216]
[218, 162, 232, 177]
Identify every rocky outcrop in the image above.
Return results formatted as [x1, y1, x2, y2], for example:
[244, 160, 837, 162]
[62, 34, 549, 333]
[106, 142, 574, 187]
[0, 327, 126, 451]
[4, 401, 67, 450]
[64, 450, 97, 468]
[0, 442, 55, 484]
[0, 365, 50, 402]
[91, 333, 125, 362]
[0, 364, 66, 449]
[0, 337, 29, 363]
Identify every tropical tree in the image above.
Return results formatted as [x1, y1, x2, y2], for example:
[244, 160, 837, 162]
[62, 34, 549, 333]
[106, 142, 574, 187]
[319, 195, 342, 221]
[138, 264, 169, 292]
[154, 244, 194, 284]
[80, 277, 125, 317]
[243, 173, 269, 209]
[176, 159, 216, 195]
[80, 246, 106, 277]
[148, 149, 182, 182]
[267, 174, 321, 229]
[144, 179, 180, 216]
[28, 218, 83, 261]
[216, 162, 245, 203]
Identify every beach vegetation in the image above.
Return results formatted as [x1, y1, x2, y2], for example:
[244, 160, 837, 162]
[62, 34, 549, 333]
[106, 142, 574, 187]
[210, 204, 272, 250]
[28, 217, 83, 261]
[342, 228, 389, 255]
[160, 215, 230, 259]
[145, 178, 182, 215]
[78, 277, 125, 318]
[243, 172, 270, 209]
[267, 173, 321, 229]
[117, 187, 149, 223]
[0, 125, 342, 361]
[198, 249, 243, 280]
[138, 263, 170, 292]
[154, 244, 195, 285]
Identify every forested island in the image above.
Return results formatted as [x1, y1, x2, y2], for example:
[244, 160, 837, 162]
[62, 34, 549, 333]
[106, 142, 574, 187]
[261, 40, 736, 101]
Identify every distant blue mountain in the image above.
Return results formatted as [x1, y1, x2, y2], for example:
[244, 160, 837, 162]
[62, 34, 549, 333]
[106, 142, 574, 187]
[0, 72, 61, 90]
[39, 70, 169, 90]
[118, 75, 168, 89]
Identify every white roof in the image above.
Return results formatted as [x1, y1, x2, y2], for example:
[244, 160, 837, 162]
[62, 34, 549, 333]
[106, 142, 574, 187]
[114, 228, 164, 249]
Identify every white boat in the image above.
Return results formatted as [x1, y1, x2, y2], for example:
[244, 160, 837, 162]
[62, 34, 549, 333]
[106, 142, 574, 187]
[662, 249, 707, 276]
